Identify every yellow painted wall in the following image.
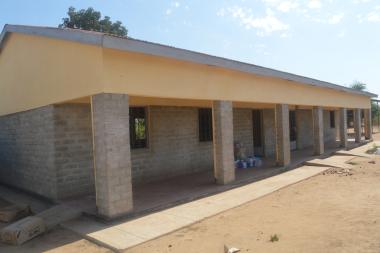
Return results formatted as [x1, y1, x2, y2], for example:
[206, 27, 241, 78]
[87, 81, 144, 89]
[0, 33, 103, 115]
[0, 32, 371, 116]
[103, 48, 370, 109]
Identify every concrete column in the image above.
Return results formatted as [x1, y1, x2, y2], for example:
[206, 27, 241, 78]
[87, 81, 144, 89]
[312, 106, 324, 155]
[91, 93, 133, 219]
[334, 109, 340, 144]
[354, 108, 362, 143]
[339, 108, 348, 148]
[364, 109, 373, 140]
[212, 100, 235, 185]
[275, 104, 290, 167]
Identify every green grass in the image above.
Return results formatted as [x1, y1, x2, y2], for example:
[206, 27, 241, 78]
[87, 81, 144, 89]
[366, 144, 380, 154]
[270, 234, 279, 242]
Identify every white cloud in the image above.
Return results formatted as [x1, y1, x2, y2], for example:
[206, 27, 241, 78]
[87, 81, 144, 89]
[261, 0, 299, 12]
[308, 0, 322, 9]
[357, 5, 380, 23]
[222, 7, 289, 36]
[337, 31, 346, 37]
[352, 0, 372, 3]
[217, 8, 226, 17]
[173, 1, 180, 8]
[253, 43, 271, 55]
[367, 5, 380, 22]
[278, 1, 299, 12]
[367, 12, 380, 22]
[328, 13, 345, 24]
[165, 1, 181, 16]
[309, 12, 345, 25]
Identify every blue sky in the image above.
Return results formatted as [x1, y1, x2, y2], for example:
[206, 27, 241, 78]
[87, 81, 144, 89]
[1, 0, 379, 96]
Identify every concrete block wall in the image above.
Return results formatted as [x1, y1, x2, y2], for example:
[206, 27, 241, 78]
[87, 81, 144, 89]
[324, 110, 338, 145]
[0, 104, 95, 200]
[264, 109, 336, 154]
[3, 103, 339, 199]
[0, 106, 57, 199]
[233, 108, 254, 157]
[53, 104, 94, 199]
[131, 106, 254, 184]
[0, 103, 255, 199]
[131, 106, 213, 184]
[296, 109, 313, 149]
[263, 109, 276, 157]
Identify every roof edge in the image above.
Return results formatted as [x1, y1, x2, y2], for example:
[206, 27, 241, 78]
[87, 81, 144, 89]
[0, 24, 377, 98]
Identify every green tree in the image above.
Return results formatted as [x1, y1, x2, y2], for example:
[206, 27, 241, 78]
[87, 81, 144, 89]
[372, 100, 379, 123]
[350, 81, 367, 91]
[59, 7, 128, 37]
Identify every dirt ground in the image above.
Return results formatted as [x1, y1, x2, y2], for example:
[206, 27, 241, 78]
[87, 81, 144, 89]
[0, 226, 111, 253]
[124, 138, 380, 253]
[1, 135, 380, 253]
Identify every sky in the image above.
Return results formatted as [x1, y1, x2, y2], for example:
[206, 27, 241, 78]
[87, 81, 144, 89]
[1, 0, 379, 96]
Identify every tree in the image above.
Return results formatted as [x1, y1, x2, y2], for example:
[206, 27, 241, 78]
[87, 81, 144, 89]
[350, 81, 367, 91]
[59, 7, 128, 37]
[349, 81, 379, 124]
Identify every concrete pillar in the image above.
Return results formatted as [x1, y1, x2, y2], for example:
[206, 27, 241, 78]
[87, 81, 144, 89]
[354, 108, 362, 143]
[275, 104, 290, 167]
[312, 106, 324, 155]
[91, 93, 133, 219]
[333, 109, 340, 144]
[339, 108, 348, 148]
[212, 100, 235, 184]
[364, 109, 373, 140]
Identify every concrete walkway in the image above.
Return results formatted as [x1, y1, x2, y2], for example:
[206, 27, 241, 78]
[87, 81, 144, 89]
[62, 142, 376, 251]
[305, 155, 356, 169]
[62, 167, 332, 251]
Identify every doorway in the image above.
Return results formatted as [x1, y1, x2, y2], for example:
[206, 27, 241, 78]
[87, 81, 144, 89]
[252, 110, 264, 156]
[289, 110, 297, 150]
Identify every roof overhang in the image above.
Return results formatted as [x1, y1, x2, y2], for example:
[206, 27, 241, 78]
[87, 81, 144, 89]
[0, 24, 377, 98]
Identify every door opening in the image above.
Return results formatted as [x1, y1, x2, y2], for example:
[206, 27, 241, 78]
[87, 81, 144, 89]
[289, 110, 297, 150]
[252, 110, 264, 156]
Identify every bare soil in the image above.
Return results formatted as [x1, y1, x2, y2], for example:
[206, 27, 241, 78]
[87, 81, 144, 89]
[0, 226, 111, 253]
[124, 140, 380, 253]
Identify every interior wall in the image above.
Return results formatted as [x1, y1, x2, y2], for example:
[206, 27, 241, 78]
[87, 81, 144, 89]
[324, 110, 338, 145]
[263, 109, 276, 157]
[296, 109, 313, 149]
[233, 108, 254, 158]
[131, 106, 254, 184]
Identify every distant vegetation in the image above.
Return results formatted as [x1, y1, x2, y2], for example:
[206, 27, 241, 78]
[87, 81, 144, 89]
[349, 81, 367, 91]
[349, 81, 379, 122]
[59, 7, 128, 37]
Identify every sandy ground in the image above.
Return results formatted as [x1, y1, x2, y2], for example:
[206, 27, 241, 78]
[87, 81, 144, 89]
[124, 139, 380, 253]
[0, 226, 111, 253]
[1, 134, 380, 253]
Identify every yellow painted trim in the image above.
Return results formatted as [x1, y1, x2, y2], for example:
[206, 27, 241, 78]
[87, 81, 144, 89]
[0, 33, 372, 116]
